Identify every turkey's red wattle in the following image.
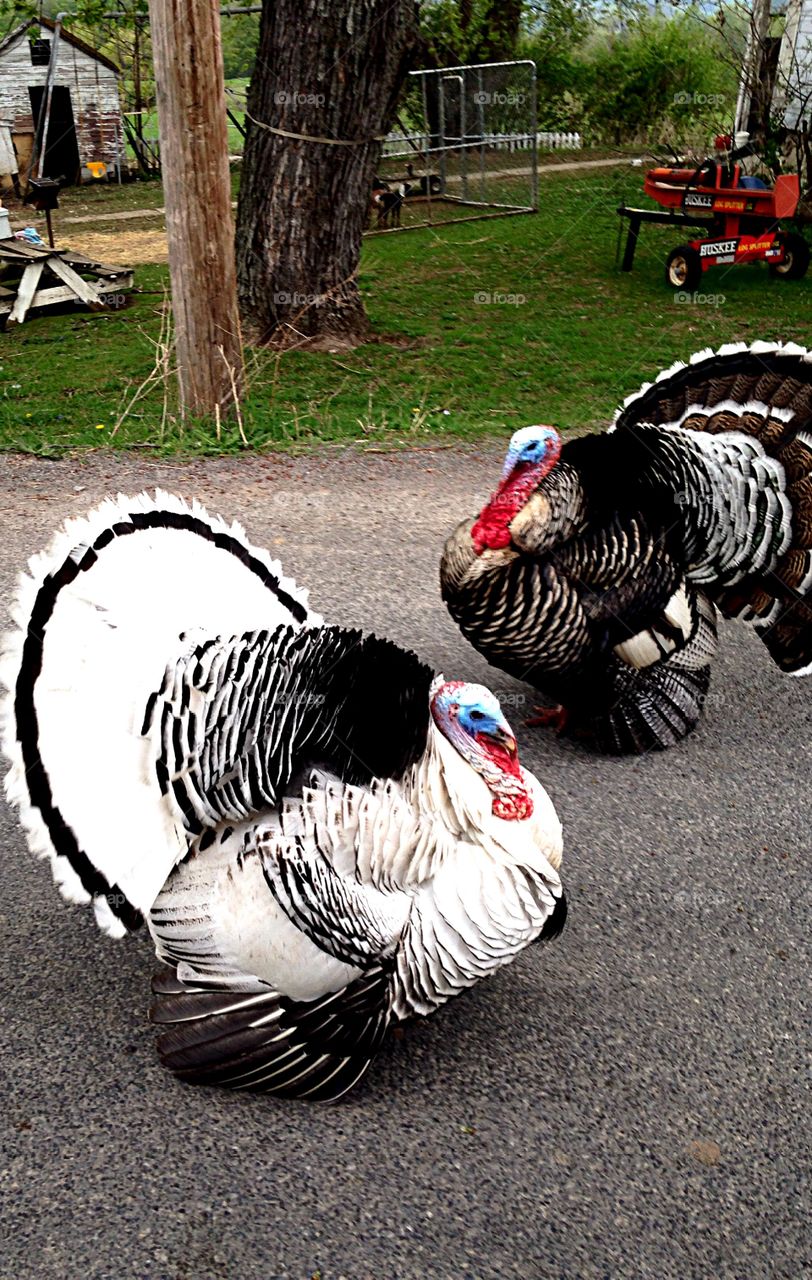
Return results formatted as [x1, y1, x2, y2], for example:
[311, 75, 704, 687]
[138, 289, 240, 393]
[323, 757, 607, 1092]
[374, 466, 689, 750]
[471, 456, 557, 554]
[479, 737, 522, 780]
[492, 791, 534, 822]
[471, 509, 513, 555]
[479, 736, 534, 821]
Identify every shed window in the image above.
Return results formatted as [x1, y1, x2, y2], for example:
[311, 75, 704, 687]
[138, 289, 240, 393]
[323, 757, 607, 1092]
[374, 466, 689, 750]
[30, 39, 51, 66]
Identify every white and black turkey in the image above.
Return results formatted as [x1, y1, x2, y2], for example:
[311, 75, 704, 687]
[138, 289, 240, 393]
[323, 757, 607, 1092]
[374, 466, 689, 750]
[1, 492, 565, 1100]
[441, 341, 812, 754]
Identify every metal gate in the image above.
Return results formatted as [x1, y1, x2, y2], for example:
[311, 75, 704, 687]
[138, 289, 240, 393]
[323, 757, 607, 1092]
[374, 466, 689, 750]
[370, 60, 538, 232]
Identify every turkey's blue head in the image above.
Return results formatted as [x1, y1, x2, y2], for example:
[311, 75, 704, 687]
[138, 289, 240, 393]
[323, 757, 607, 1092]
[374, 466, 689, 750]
[430, 679, 533, 821]
[472, 425, 562, 554]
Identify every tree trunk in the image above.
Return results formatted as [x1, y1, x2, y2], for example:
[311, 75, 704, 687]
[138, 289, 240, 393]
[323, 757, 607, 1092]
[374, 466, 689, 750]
[735, 0, 772, 141]
[148, 0, 244, 416]
[236, 0, 420, 347]
[480, 0, 523, 63]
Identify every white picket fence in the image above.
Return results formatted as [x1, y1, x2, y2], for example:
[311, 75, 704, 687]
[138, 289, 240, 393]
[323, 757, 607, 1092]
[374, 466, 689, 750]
[537, 131, 582, 150]
[381, 131, 582, 157]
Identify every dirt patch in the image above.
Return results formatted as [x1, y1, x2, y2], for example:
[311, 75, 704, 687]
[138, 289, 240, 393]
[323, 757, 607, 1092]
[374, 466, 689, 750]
[57, 228, 168, 266]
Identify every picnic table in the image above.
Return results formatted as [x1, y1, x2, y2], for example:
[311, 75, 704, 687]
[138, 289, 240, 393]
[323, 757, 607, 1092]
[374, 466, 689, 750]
[0, 238, 133, 326]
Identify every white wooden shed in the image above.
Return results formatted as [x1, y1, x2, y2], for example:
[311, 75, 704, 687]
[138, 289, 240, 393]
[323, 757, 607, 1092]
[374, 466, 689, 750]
[0, 17, 124, 186]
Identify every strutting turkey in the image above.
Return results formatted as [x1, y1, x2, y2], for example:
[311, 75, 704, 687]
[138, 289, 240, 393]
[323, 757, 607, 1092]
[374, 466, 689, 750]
[441, 341, 812, 754]
[1, 492, 565, 1100]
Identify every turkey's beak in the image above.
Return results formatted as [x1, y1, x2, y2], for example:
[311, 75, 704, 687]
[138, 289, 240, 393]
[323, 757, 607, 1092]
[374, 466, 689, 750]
[487, 726, 518, 759]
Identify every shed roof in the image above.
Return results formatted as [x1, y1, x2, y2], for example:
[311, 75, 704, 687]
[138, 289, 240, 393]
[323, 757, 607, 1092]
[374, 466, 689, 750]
[0, 16, 121, 75]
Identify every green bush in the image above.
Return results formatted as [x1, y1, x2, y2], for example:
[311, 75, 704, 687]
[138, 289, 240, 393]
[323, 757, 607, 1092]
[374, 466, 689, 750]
[520, 0, 592, 131]
[577, 12, 739, 147]
[221, 12, 260, 81]
[522, 6, 739, 147]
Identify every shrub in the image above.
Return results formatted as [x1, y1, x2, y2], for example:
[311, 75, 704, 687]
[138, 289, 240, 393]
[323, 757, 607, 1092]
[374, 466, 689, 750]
[577, 12, 739, 147]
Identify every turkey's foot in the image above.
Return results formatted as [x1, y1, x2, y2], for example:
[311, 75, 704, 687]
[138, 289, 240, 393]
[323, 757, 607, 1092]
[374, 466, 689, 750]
[524, 703, 569, 733]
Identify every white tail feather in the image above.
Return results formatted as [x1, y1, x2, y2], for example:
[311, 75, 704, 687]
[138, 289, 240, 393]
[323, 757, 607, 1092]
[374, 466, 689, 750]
[1, 491, 322, 935]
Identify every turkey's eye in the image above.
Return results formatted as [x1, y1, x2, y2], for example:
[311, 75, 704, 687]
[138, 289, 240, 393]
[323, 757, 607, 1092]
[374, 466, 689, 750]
[469, 709, 485, 721]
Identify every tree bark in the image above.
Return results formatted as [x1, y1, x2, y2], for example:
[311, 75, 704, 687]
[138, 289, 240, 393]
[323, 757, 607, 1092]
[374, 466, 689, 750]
[148, 0, 244, 416]
[236, 0, 420, 347]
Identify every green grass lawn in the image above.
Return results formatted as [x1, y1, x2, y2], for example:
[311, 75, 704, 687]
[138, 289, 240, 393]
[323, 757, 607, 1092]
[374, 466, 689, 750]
[23, 175, 168, 219]
[0, 165, 809, 456]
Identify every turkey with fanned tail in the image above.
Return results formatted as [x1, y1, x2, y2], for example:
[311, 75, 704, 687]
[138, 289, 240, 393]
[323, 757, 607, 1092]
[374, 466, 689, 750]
[441, 341, 812, 754]
[1, 492, 564, 1100]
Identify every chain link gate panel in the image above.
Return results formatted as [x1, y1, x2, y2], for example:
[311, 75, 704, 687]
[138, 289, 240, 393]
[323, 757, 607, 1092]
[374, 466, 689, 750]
[368, 60, 538, 233]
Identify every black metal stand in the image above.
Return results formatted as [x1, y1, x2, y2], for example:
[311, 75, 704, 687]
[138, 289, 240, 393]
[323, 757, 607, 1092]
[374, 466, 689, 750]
[616, 206, 714, 271]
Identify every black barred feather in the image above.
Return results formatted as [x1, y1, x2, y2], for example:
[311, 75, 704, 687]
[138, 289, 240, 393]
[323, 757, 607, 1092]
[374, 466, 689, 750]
[442, 341, 812, 754]
[613, 342, 812, 442]
[259, 834, 401, 969]
[538, 886, 568, 942]
[150, 625, 433, 836]
[2, 492, 320, 933]
[614, 341, 812, 675]
[151, 965, 391, 1100]
[596, 595, 717, 754]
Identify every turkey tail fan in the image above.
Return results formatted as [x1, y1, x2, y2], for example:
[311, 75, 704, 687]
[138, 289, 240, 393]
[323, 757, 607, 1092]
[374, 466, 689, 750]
[613, 341, 812, 441]
[150, 964, 392, 1100]
[596, 591, 718, 754]
[614, 341, 812, 677]
[0, 491, 321, 938]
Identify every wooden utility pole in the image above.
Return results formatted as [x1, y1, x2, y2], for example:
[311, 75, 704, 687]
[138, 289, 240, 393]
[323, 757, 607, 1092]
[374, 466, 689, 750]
[147, 0, 244, 417]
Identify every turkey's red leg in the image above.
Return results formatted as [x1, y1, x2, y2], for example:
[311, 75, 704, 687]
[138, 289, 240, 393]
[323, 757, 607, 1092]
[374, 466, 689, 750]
[524, 703, 569, 733]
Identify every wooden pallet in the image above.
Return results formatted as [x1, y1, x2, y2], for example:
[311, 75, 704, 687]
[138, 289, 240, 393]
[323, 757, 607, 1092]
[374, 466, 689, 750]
[0, 238, 134, 325]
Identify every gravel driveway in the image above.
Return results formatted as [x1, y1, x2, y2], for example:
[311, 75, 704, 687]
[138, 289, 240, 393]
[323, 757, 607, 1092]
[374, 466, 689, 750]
[1, 445, 809, 1280]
